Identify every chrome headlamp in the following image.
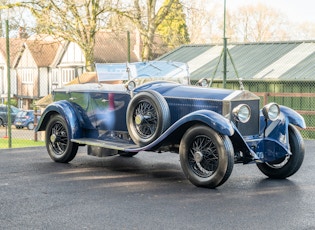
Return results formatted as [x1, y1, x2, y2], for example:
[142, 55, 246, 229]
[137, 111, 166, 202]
[126, 80, 136, 91]
[232, 104, 251, 123]
[262, 103, 280, 121]
[196, 78, 209, 87]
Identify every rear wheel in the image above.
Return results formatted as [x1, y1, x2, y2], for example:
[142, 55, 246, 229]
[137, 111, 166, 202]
[27, 122, 34, 130]
[257, 124, 305, 178]
[45, 114, 78, 163]
[179, 125, 234, 188]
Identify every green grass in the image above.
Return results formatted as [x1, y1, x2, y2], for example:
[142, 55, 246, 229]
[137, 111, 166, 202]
[0, 138, 45, 149]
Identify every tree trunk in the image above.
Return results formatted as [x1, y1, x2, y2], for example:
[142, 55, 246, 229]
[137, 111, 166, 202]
[82, 39, 95, 72]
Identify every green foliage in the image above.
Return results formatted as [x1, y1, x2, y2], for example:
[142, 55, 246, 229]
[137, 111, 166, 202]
[3, 99, 17, 107]
[156, 0, 190, 49]
[0, 138, 45, 149]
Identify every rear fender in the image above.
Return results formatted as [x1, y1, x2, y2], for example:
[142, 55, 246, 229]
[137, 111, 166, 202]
[35, 100, 82, 139]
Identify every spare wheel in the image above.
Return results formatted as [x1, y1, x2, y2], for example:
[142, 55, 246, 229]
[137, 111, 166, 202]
[126, 90, 170, 146]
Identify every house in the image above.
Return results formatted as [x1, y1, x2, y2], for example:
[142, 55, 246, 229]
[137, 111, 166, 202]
[0, 29, 170, 109]
[13, 35, 60, 109]
[11, 30, 149, 109]
[0, 38, 25, 104]
[49, 30, 143, 90]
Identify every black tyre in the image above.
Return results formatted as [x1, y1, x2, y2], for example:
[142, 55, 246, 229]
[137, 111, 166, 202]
[126, 90, 170, 146]
[179, 125, 234, 188]
[45, 114, 78, 163]
[257, 124, 305, 178]
[27, 122, 34, 130]
[0, 118, 3, 127]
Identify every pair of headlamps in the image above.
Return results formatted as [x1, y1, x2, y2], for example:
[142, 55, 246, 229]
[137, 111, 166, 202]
[233, 102, 280, 123]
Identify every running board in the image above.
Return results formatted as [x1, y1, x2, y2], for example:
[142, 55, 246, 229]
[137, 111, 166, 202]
[71, 138, 138, 151]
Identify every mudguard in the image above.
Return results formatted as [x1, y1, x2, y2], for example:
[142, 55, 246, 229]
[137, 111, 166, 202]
[35, 100, 83, 139]
[255, 137, 291, 162]
[125, 110, 235, 152]
[172, 110, 235, 136]
[279, 105, 306, 129]
[229, 116, 294, 163]
[251, 105, 306, 162]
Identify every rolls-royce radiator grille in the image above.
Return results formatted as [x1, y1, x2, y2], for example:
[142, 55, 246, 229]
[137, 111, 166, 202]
[230, 100, 260, 136]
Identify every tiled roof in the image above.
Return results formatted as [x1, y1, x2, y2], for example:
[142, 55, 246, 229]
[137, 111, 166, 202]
[25, 39, 60, 67]
[94, 31, 140, 63]
[0, 38, 25, 66]
[158, 41, 315, 81]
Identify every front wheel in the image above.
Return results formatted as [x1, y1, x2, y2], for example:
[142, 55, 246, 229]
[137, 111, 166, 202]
[45, 114, 78, 163]
[257, 124, 305, 178]
[179, 125, 234, 189]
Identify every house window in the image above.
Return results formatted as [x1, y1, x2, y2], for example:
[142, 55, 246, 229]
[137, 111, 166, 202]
[52, 69, 59, 85]
[62, 68, 75, 84]
[21, 69, 35, 84]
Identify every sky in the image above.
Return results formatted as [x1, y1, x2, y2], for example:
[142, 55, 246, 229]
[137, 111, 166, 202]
[219, 0, 315, 24]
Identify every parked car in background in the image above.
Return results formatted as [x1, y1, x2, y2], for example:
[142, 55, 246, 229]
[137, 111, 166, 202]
[0, 104, 20, 127]
[36, 61, 306, 189]
[14, 110, 40, 130]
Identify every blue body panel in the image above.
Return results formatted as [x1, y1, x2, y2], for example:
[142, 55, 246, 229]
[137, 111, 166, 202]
[134, 81, 234, 100]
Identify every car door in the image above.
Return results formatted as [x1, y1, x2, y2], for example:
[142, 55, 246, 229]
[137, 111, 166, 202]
[89, 91, 130, 131]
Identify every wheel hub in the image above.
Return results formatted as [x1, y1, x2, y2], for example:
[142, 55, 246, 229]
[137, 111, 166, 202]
[194, 151, 203, 163]
[135, 115, 144, 125]
[50, 134, 57, 143]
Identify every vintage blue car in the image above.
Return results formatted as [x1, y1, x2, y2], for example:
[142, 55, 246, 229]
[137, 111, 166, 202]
[35, 61, 306, 188]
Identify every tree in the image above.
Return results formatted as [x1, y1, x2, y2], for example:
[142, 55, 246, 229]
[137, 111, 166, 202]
[110, 0, 176, 60]
[0, 0, 33, 38]
[290, 22, 315, 40]
[156, 0, 189, 49]
[182, 0, 221, 44]
[20, 0, 111, 71]
[225, 3, 289, 42]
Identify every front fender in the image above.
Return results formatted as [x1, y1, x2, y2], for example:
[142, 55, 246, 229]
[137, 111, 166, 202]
[259, 105, 306, 141]
[279, 105, 306, 129]
[125, 109, 234, 152]
[35, 100, 82, 139]
[174, 110, 235, 136]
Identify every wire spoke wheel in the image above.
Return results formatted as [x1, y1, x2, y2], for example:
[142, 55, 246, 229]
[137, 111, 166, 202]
[188, 135, 219, 178]
[49, 121, 69, 155]
[180, 125, 234, 188]
[134, 100, 158, 138]
[45, 115, 78, 163]
[127, 91, 170, 146]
